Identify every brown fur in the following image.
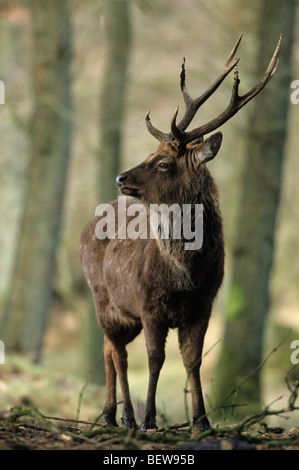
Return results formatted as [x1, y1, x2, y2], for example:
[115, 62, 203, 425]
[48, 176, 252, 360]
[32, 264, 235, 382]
[79, 134, 224, 430]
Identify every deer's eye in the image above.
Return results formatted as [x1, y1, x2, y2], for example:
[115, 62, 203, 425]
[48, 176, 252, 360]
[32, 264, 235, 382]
[158, 162, 168, 169]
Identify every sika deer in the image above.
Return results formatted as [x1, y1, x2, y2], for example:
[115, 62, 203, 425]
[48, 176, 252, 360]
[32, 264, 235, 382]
[79, 34, 282, 431]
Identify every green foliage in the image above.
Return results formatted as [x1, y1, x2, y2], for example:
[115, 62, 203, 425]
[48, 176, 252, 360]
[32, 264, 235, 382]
[226, 283, 247, 321]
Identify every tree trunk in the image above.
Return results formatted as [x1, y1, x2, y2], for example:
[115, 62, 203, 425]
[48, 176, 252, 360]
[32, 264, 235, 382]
[83, 0, 132, 384]
[1, 0, 73, 362]
[0, 8, 30, 313]
[99, 0, 132, 203]
[214, 0, 295, 417]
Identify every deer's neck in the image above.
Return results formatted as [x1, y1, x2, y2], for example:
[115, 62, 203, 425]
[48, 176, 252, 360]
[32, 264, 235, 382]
[155, 168, 222, 267]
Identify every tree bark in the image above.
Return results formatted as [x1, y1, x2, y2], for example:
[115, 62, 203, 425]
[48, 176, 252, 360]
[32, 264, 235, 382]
[84, 0, 132, 384]
[0, 9, 30, 311]
[214, 0, 296, 416]
[99, 0, 132, 203]
[1, 0, 73, 361]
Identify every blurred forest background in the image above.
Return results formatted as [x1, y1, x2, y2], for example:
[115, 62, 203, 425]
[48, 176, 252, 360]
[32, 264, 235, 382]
[0, 0, 298, 428]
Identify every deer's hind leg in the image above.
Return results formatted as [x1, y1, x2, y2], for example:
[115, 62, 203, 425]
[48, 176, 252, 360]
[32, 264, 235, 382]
[103, 323, 142, 429]
[103, 335, 118, 426]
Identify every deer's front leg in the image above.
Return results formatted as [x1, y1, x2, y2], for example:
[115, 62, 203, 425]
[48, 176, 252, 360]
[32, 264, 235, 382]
[141, 321, 168, 431]
[178, 315, 211, 431]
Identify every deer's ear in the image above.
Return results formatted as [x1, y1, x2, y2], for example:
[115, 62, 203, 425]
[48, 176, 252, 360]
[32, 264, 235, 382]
[192, 132, 223, 164]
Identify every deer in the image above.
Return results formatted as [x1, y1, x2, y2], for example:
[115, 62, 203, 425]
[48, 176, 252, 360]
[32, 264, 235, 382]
[79, 34, 282, 431]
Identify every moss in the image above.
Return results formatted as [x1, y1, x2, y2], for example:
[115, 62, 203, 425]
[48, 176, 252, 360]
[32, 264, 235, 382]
[226, 283, 247, 321]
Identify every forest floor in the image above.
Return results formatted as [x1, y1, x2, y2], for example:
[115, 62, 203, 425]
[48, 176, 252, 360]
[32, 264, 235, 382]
[1, 308, 298, 452]
[0, 406, 298, 451]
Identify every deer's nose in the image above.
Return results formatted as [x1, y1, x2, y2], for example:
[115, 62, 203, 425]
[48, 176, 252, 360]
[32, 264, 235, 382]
[116, 173, 127, 187]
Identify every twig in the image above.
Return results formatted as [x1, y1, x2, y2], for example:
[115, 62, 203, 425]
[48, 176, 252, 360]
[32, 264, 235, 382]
[285, 366, 299, 409]
[42, 415, 95, 427]
[6, 406, 61, 434]
[199, 378, 299, 441]
[75, 352, 104, 425]
[212, 330, 293, 418]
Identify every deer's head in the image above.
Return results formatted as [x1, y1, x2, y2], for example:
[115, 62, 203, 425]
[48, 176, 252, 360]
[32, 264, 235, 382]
[117, 34, 282, 206]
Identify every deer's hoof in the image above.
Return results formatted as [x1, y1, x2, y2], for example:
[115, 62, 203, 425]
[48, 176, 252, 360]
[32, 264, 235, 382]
[140, 420, 158, 431]
[103, 415, 118, 427]
[121, 413, 138, 429]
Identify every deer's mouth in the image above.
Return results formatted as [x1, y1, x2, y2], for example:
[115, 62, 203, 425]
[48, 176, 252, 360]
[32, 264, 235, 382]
[120, 186, 140, 197]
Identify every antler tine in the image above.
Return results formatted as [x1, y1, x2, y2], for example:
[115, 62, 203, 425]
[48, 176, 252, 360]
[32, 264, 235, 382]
[240, 33, 282, 102]
[145, 110, 173, 143]
[181, 34, 283, 144]
[146, 34, 282, 145]
[176, 33, 243, 133]
[146, 34, 243, 144]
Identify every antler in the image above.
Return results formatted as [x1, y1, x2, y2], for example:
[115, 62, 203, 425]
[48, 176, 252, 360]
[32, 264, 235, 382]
[146, 34, 282, 145]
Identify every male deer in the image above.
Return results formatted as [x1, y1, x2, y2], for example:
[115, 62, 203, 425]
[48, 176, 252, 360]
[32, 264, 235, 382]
[80, 34, 282, 431]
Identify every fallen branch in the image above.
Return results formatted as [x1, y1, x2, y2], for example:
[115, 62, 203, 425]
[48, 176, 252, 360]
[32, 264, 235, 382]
[191, 374, 299, 446]
[3, 406, 61, 434]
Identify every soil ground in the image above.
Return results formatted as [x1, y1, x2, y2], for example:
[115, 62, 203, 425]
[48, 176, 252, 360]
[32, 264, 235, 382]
[0, 409, 298, 451]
